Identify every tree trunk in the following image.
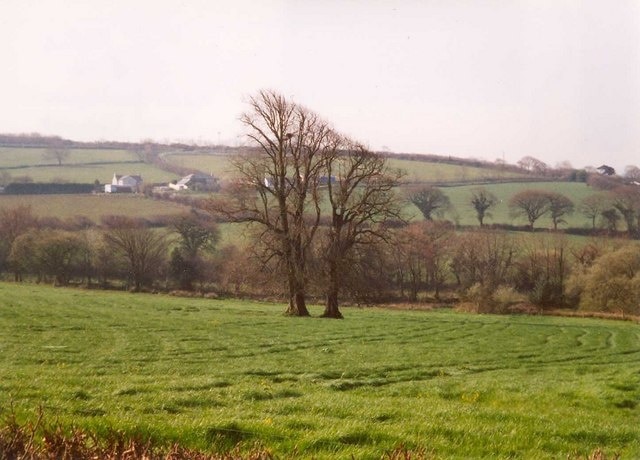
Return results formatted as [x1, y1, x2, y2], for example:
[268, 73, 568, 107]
[322, 290, 343, 319]
[286, 291, 310, 316]
[285, 271, 310, 316]
[321, 264, 343, 319]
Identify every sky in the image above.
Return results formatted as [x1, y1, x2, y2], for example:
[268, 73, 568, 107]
[1, 1, 639, 171]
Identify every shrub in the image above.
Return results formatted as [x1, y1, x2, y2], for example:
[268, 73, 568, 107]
[575, 245, 640, 315]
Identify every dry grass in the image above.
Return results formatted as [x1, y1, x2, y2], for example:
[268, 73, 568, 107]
[0, 410, 445, 460]
[0, 408, 274, 460]
[544, 309, 640, 323]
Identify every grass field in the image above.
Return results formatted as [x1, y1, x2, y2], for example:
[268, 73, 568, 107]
[0, 194, 191, 221]
[0, 147, 136, 167]
[1, 163, 176, 184]
[0, 145, 614, 244]
[163, 152, 236, 180]
[387, 158, 526, 184]
[0, 283, 638, 458]
[436, 182, 595, 228]
[0, 147, 177, 183]
[162, 152, 527, 185]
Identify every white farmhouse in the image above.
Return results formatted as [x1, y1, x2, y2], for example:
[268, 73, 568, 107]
[104, 173, 143, 193]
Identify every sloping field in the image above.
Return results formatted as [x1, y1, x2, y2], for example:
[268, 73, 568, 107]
[0, 147, 177, 183]
[386, 158, 526, 184]
[0, 147, 136, 166]
[162, 152, 527, 185]
[0, 194, 191, 221]
[0, 283, 637, 458]
[442, 182, 595, 228]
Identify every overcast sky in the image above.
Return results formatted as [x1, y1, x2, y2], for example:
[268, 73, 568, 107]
[1, 1, 639, 171]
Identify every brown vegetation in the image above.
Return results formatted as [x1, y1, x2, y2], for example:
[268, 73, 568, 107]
[0, 410, 274, 460]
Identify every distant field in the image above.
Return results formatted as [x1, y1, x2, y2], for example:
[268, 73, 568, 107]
[0, 194, 191, 221]
[163, 152, 527, 185]
[0, 147, 177, 183]
[387, 158, 526, 183]
[436, 182, 595, 228]
[218, 222, 252, 247]
[0, 146, 600, 230]
[0, 283, 638, 458]
[0, 163, 176, 184]
[0, 147, 136, 166]
[162, 152, 236, 179]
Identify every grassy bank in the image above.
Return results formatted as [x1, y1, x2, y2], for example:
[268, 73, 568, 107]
[0, 283, 638, 458]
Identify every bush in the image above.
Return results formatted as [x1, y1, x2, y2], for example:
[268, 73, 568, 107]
[493, 286, 525, 312]
[465, 284, 524, 314]
[574, 245, 640, 315]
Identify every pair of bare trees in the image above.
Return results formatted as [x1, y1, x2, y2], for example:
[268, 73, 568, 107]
[209, 90, 403, 318]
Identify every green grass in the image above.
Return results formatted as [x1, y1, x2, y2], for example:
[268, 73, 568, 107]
[162, 153, 526, 185]
[0, 147, 137, 167]
[1, 147, 595, 230]
[1, 163, 176, 184]
[0, 195, 191, 221]
[435, 182, 595, 228]
[162, 152, 236, 180]
[388, 158, 526, 183]
[0, 283, 638, 458]
[0, 147, 178, 183]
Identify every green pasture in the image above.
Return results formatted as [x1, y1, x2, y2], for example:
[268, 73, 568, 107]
[387, 158, 526, 184]
[0, 147, 177, 183]
[431, 182, 596, 228]
[0, 145, 611, 233]
[218, 222, 253, 248]
[1, 163, 175, 184]
[164, 153, 523, 183]
[0, 195, 191, 222]
[162, 152, 526, 185]
[162, 152, 595, 230]
[0, 147, 136, 167]
[162, 153, 236, 180]
[0, 283, 638, 458]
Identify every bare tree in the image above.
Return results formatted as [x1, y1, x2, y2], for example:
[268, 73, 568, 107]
[395, 221, 453, 301]
[517, 156, 548, 174]
[509, 190, 550, 230]
[169, 212, 220, 290]
[546, 192, 574, 230]
[408, 186, 451, 221]
[43, 138, 70, 166]
[610, 185, 640, 237]
[601, 208, 620, 233]
[624, 165, 640, 182]
[451, 230, 517, 311]
[320, 136, 404, 318]
[469, 187, 498, 226]
[580, 194, 608, 230]
[103, 217, 169, 291]
[206, 90, 330, 316]
[515, 234, 570, 307]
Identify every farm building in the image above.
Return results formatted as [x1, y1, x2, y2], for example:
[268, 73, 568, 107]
[105, 173, 143, 193]
[169, 173, 218, 191]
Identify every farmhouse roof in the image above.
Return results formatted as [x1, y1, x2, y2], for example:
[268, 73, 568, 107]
[122, 174, 143, 183]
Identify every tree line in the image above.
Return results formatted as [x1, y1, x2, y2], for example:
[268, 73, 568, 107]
[2, 91, 640, 318]
[1, 202, 639, 317]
